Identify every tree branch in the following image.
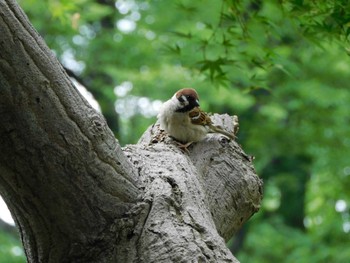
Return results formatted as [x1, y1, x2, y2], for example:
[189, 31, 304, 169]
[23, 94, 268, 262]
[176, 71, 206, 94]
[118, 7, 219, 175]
[123, 117, 262, 262]
[0, 0, 138, 261]
[0, 0, 263, 262]
[122, 142, 240, 262]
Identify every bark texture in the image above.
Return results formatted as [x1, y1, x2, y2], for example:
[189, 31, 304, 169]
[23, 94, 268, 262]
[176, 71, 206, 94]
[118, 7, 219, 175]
[0, 0, 263, 262]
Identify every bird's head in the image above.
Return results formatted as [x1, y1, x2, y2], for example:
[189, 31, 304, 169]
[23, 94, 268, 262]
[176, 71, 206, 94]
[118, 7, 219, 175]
[174, 88, 200, 113]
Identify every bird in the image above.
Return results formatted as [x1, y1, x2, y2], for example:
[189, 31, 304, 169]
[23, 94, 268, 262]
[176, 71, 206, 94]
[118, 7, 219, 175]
[157, 88, 236, 148]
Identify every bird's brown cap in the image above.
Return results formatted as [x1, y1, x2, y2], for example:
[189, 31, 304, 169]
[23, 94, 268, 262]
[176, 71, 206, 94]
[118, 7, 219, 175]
[175, 88, 199, 100]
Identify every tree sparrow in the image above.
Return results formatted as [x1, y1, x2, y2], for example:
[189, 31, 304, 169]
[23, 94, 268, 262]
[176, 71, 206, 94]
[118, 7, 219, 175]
[157, 88, 236, 145]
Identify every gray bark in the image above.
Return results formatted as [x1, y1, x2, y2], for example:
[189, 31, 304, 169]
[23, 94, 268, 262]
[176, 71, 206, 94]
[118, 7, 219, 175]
[0, 0, 263, 262]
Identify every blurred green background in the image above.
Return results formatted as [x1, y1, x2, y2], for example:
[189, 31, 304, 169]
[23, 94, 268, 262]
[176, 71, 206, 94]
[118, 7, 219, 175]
[1, 0, 350, 262]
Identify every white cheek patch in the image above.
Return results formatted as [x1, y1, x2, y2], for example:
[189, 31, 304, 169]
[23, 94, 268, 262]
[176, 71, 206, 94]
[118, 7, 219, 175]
[180, 95, 189, 105]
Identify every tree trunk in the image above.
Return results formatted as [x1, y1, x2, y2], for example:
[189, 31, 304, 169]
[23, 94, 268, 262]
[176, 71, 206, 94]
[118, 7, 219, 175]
[0, 0, 263, 262]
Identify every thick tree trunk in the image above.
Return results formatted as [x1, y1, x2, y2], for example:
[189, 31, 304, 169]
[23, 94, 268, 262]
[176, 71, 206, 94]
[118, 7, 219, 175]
[0, 0, 263, 262]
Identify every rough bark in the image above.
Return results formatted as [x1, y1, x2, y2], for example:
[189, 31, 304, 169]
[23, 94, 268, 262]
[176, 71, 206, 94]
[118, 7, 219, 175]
[0, 0, 263, 262]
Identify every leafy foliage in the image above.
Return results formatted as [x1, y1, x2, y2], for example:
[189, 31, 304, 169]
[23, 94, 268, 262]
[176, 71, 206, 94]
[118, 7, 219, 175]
[0, 230, 25, 263]
[2, 0, 350, 262]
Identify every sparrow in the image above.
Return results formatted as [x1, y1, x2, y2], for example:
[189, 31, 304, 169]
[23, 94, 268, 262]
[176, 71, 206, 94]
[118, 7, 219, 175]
[157, 88, 236, 146]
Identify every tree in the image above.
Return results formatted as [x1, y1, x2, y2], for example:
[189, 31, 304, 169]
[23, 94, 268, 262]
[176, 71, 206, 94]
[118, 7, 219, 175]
[0, 0, 262, 262]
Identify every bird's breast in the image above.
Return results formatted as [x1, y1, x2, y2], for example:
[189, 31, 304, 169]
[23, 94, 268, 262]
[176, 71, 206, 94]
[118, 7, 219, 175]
[163, 112, 208, 143]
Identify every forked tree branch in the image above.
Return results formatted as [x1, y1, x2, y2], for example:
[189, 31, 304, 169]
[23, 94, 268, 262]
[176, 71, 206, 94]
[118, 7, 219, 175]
[0, 0, 262, 262]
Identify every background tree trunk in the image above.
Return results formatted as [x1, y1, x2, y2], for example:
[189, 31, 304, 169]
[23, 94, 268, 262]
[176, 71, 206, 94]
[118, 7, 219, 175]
[0, 0, 263, 262]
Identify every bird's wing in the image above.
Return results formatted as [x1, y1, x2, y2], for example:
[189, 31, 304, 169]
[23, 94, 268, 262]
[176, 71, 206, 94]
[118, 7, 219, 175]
[188, 107, 212, 126]
[189, 107, 236, 140]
